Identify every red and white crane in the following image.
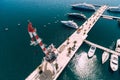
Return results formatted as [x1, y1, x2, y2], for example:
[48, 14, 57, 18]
[28, 21, 57, 63]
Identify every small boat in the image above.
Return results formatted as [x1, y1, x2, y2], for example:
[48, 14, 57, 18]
[102, 51, 109, 64]
[5, 28, 8, 31]
[88, 46, 96, 58]
[71, 3, 96, 11]
[107, 6, 120, 12]
[61, 20, 78, 29]
[110, 39, 120, 71]
[67, 13, 87, 19]
[115, 39, 120, 53]
[110, 54, 118, 71]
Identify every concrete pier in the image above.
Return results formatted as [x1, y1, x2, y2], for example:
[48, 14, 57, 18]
[25, 5, 108, 80]
[84, 40, 120, 56]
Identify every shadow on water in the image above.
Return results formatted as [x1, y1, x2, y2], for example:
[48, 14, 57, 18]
[108, 64, 115, 74]
[117, 21, 120, 27]
[67, 16, 87, 21]
[71, 7, 95, 11]
[107, 11, 120, 14]
[119, 66, 120, 75]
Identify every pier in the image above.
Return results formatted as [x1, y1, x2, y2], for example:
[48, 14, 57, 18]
[84, 40, 120, 56]
[26, 5, 108, 80]
[101, 15, 120, 20]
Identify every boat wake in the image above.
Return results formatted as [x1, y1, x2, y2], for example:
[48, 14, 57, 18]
[70, 51, 103, 80]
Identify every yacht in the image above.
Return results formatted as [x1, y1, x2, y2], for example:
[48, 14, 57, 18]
[88, 46, 96, 58]
[110, 39, 120, 71]
[110, 54, 118, 71]
[71, 3, 96, 11]
[102, 51, 109, 64]
[67, 13, 87, 19]
[115, 39, 120, 52]
[107, 6, 120, 12]
[61, 20, 78, 29]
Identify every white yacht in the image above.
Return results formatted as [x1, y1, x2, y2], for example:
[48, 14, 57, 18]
[67, 13, 87, 19]
[88, 46, 96, 58]
[115, 39, 120, 52]
[107, 6, 120, 12]
[102, 51, 109, 64]
[110, 54, 118, 71]
[71, 3, 96, 11]
[110, 39, 120, 71]
[61, 20, 78, 29]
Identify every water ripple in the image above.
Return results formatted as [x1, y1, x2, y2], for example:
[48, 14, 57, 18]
[70, 51, 103, 80]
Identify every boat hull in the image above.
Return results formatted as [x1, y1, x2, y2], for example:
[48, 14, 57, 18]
[107, 7, 120, 13]
[68, 13, 87, 19]
[102, 51, 109, 64]
[108, 9, 120, 13]
[88, 46, 96, 58]
[72, 6, 95, 11]
[61, 21, 78, 29]
[110, 39, 120, 71]
[110, 54, 118, 71]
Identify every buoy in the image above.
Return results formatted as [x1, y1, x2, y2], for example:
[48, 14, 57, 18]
[44, 25, 46, 27]
[27, 20, 30, 22]
[18, 23, 20, 26]
[54, 21, 57, 23]
[5, 28, 8, 31]
[48, 23, 51, 24]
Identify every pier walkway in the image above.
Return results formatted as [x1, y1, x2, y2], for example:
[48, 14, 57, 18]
[101, 15, 120, 20]
[26, 5, 108, 80]
[84, 40, 120, 56]
[54, 5, 107, 80]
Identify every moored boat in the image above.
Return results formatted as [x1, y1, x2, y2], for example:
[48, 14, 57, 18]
[88, 46, 96, 58]
[102, 51, 109, 64]
[67, 13, 87, 19]
[110, 54, 118, 71]
[61, 20, 78, 29]
[71, 3, 96, 11]
[107, 6, 120, 12]
[110, 39, 120, 71]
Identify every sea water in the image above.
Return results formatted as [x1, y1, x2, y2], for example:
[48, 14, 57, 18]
[0, 0, 120, 80]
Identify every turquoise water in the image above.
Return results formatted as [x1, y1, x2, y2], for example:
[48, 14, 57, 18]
[0, 0, 120, 80]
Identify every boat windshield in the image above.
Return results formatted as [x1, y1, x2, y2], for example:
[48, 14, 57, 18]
[91, 46, 95, 50]
[68, 22, 74, 26]
[112, 61, 118, 65]
[68, 22, 76, 27]
[113, 57, 118, 61]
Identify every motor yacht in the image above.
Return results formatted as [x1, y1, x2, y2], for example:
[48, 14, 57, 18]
[61, 20, 78, 29]
[71, 3, 96, 11]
